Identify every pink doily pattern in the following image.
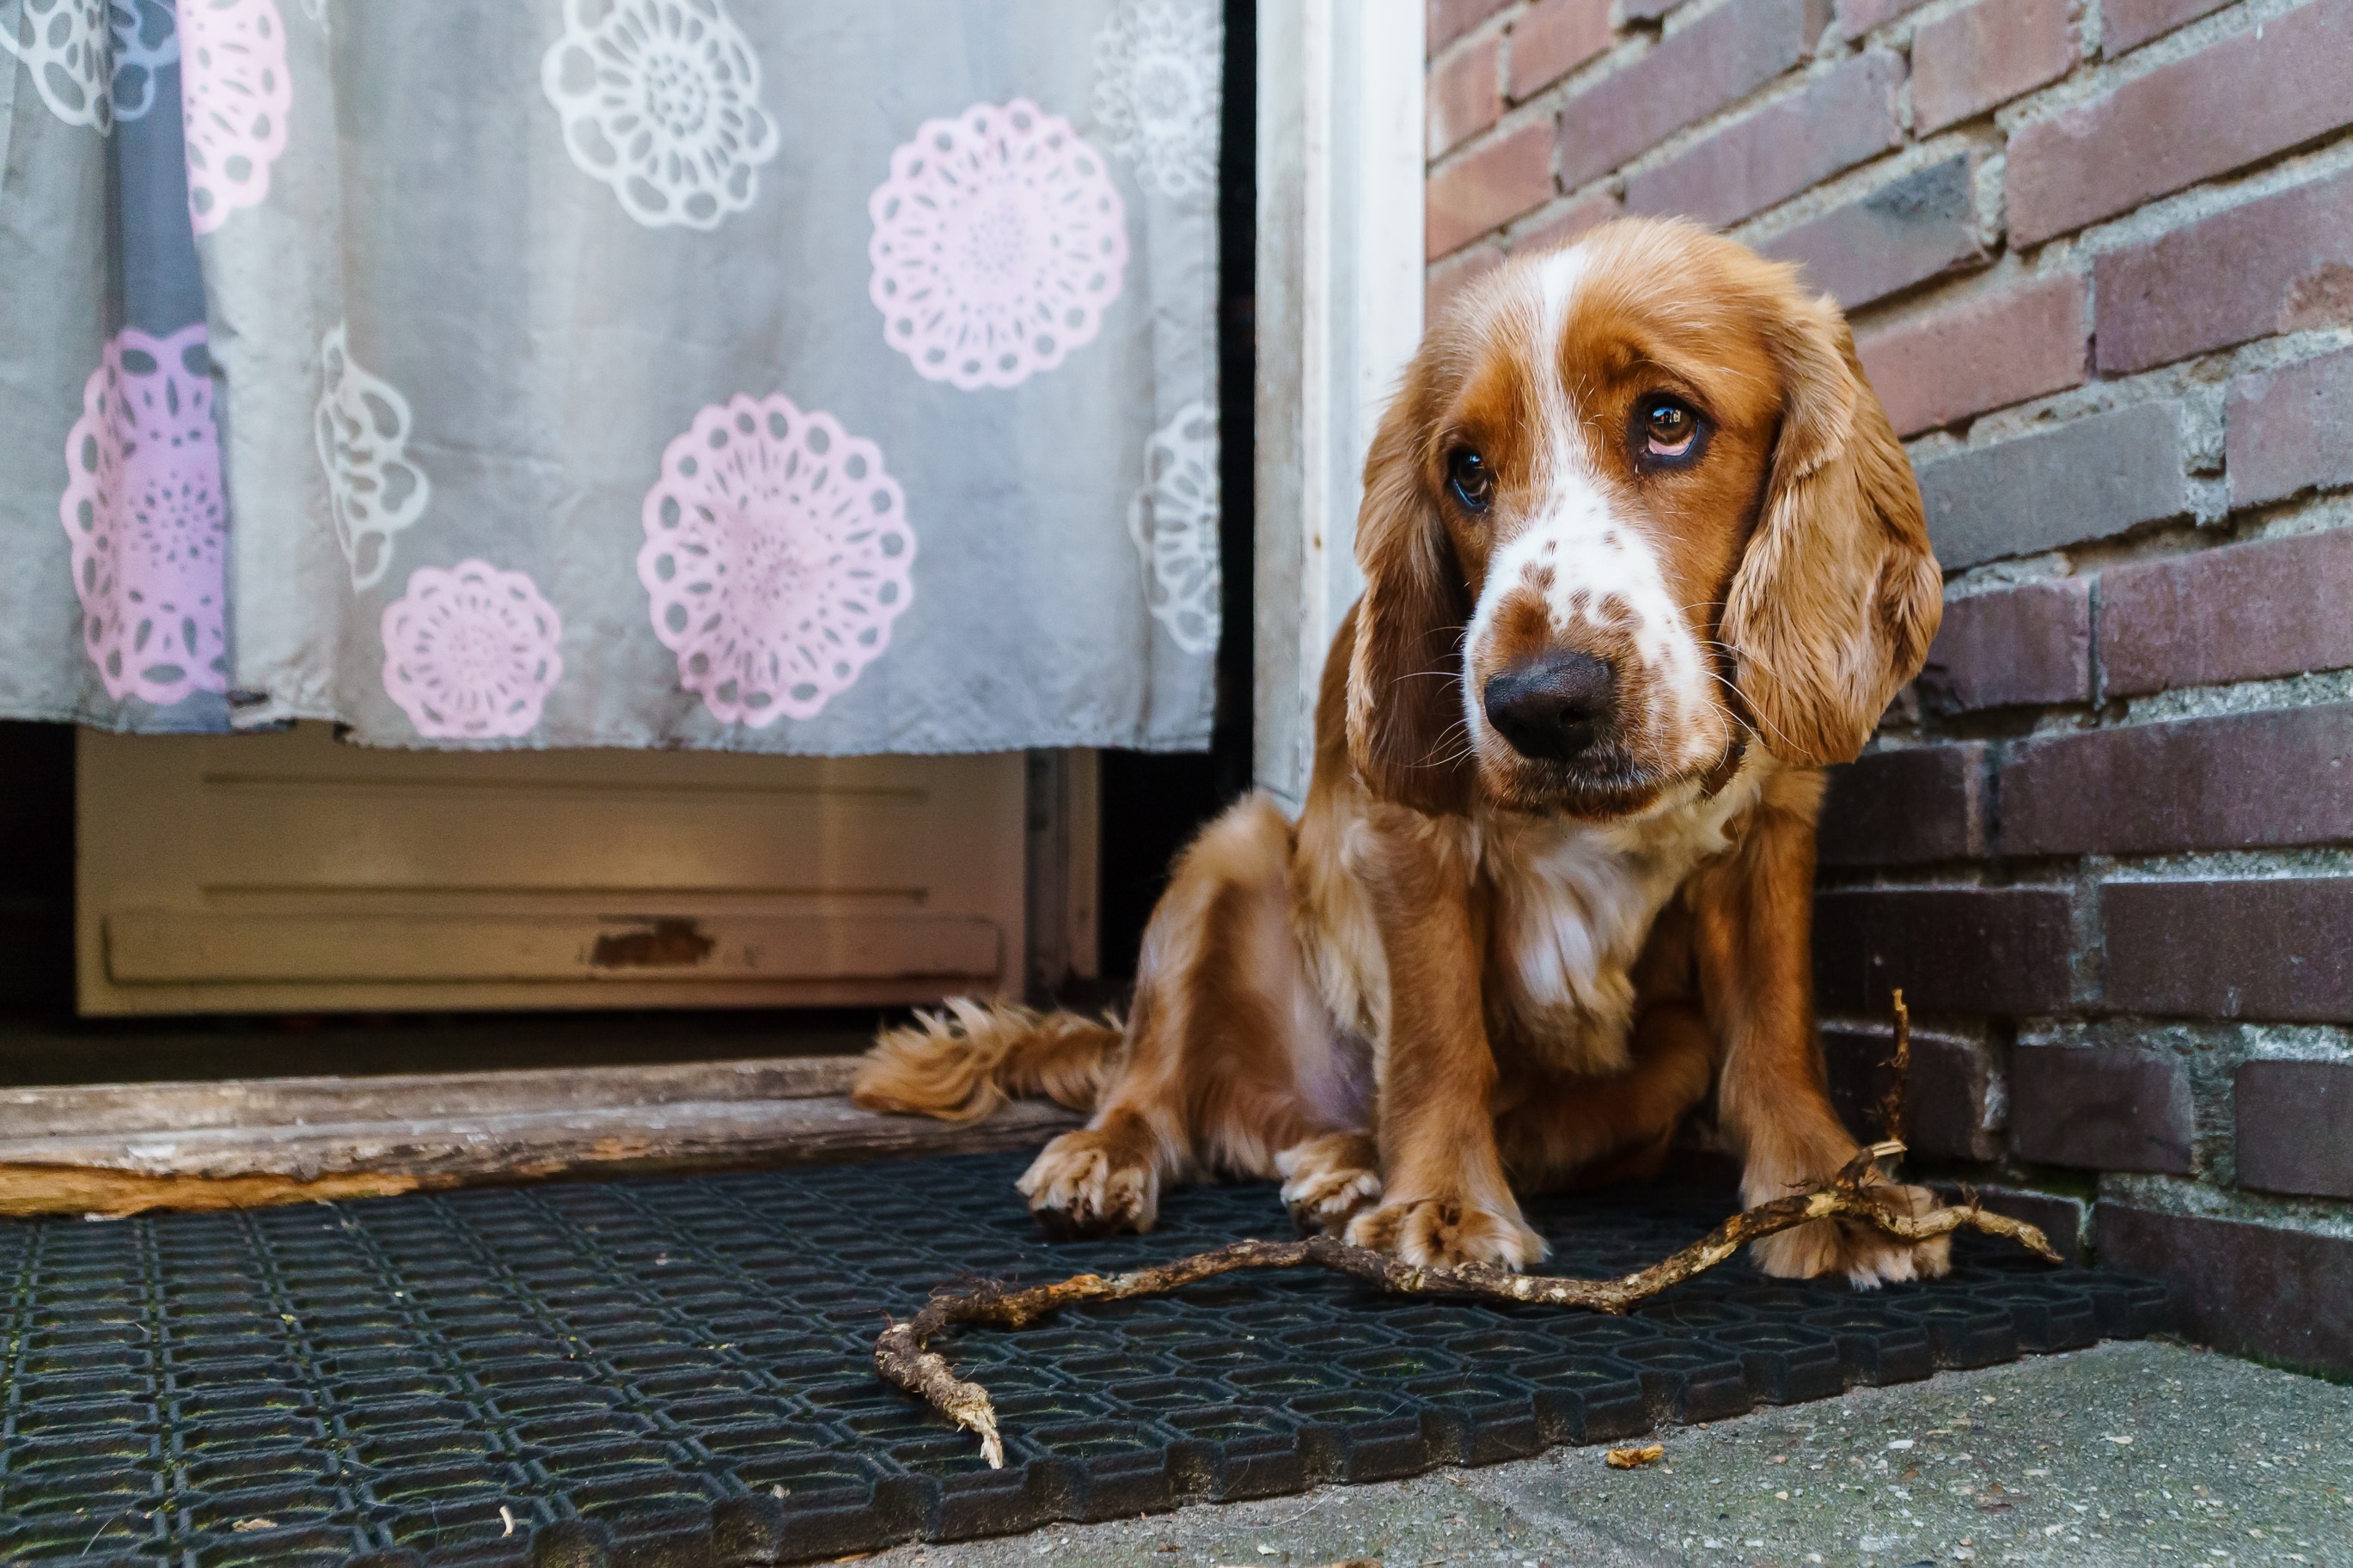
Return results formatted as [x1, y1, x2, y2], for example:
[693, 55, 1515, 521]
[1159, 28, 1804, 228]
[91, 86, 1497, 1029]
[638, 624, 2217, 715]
[180, 0, 290, 235]
[639, 394, 914, 727]
[868, 99, 1128, 390]
[380, 560, 565, 740]
[58, 324, 230, 708]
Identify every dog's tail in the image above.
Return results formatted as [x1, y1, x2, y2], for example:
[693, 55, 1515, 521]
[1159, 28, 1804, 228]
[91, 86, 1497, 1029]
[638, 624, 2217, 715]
[851, 998, 1127, 1123]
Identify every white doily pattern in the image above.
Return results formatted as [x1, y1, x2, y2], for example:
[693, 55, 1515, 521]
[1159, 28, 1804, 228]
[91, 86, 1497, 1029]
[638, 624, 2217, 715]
[315, 324, 432, 590]
[108, 0, 175, 120]
[1092, 0, 1222, 200]
[1128, 400, 1219, 656]
[180, 0, 291, 234]
[867, 99, 1129, 390]
[381, 560, 566, 740]
[59, 323, 231, 708]
[639, 394, 914, 727]
[0, 0, 180, 131]
[1, 0, 113, 130]
[541, 0, 779, 230]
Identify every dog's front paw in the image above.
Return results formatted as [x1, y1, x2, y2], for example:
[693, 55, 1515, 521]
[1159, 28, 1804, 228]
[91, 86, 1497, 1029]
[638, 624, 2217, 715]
[1018, 1127, 1160, 1239]
[1752, 1181, 1953, 1288]
[1276, 1133, 1383, 1235]
[1345, 1195, 1548, 1270]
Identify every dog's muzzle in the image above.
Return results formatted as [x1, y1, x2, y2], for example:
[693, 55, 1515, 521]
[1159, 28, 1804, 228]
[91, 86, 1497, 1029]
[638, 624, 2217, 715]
[1482, 650, 1617, 762]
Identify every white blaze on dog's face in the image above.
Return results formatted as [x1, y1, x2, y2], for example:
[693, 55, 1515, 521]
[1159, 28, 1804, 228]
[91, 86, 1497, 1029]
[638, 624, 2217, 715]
[1427, 227, 1792, 818]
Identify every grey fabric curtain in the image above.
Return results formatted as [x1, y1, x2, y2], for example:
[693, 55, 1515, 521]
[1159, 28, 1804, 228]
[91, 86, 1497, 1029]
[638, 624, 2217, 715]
[0, 0, 1223, 753]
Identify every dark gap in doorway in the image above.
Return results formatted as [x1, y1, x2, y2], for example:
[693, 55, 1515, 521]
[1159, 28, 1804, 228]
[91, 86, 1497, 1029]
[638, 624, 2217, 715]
[1097, 0, 1256, 985]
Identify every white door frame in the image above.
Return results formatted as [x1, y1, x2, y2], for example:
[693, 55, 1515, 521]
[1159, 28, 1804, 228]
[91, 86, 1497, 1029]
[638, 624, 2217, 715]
[1252, 0, 1426, 809]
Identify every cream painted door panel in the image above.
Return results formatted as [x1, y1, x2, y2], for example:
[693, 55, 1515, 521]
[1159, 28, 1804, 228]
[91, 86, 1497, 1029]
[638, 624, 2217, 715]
[77, 725, 1025, 1015]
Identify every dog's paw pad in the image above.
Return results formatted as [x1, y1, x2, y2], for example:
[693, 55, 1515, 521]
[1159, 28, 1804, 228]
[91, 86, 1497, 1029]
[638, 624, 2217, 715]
[1276, 1134, 1384, 1236]
[1345, 1196, 1547, 1270]
[1018, 1130, 1158, 1239]
[1751, 1183, 1953, 1289]
[1280, 1163, 1383, 1235]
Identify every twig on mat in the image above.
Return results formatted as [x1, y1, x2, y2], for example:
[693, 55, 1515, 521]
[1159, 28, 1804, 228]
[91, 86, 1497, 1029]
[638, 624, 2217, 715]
[872, 1141, 2061, 1467]
[1877, 987, 1912, 1150]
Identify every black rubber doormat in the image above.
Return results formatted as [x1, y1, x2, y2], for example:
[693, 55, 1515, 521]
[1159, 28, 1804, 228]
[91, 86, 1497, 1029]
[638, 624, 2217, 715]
[0, 1150, 2167, 1568]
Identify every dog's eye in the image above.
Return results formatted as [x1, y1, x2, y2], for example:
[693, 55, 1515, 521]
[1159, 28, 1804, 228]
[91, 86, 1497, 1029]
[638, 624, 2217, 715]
[1447, 448, 1494, 512]
[1639, 398, 1702, 464]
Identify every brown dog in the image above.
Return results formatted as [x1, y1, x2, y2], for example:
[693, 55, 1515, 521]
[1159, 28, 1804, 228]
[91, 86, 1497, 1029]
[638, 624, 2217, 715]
[856, 218, 1947, 1285]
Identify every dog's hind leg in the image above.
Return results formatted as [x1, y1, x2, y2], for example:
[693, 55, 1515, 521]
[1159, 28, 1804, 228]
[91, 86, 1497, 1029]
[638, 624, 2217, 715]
[1020, 795, 1363, 1238]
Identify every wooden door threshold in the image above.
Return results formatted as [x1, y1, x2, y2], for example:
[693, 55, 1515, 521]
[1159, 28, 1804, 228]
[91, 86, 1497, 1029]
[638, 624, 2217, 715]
[0, 1056, 1077, 1218]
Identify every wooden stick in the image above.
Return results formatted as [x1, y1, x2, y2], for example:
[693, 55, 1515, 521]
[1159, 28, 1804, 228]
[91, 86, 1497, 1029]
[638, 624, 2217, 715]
[873, 1143, 2061, 1467]
[1877, 987, 1911, 1151]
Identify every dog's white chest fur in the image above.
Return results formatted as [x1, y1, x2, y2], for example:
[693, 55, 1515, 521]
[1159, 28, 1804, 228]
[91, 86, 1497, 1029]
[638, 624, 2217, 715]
[1482, 760, 1769, 1074]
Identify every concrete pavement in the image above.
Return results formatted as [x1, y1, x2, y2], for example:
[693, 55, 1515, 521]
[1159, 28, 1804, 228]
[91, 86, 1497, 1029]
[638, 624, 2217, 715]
[859, 1340, 2353, 1568]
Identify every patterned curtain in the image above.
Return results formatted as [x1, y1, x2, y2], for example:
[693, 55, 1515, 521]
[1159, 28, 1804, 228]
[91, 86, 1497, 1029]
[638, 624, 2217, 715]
[0, 0, 1223, 753]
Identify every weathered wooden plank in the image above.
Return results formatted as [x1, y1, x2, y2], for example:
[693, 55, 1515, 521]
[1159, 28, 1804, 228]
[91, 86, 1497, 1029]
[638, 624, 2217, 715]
[0, 1165, 445, 1219]
[0, 1054, 865, 1139]
[0, 1095, 1079, 1181]
[0, 1094, 1079, 1217]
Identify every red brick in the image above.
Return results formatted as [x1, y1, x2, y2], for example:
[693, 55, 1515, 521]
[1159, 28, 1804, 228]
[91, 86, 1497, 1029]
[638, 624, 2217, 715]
[1919, 579, 2091, 712]
[1817, 743, 1989, 866]
[1814, 888, 2077, 1016]
[1508, 0, 1615, 99]
[1916, 403, 2185, 568]
[1556, 0, 1824, 187]
[2001, 704, 2353, 856]
[1427, 242, 1508, 324]
[2095, 166, 2353, 375]
[2096, 1205, 2353, 1376]
[1623, 50, 1902, 227]
[1427, 119, 1557, 259]
[1824, 1028, 2000, 1159]
[2228, 345, 2353, 509]
[1910, 0, 2073, 134]
[1513, 188, 1623, 251]
[1855, 272, 2086, 436]
[1834, 0, 1928, 34]
[2010, 1045, 2194, 1173]
[2236, 1059, 2353, 1199]
[2105, 877, 2353, 1022]
[2099, 527, 2353, 698]
[1430, 36, 1503, 157]
[1432, 0, 1513, 53]
[1757, 153, 1987, 310]
[2103, 0, 2228, 53]
[2011, 0, 2353, 247]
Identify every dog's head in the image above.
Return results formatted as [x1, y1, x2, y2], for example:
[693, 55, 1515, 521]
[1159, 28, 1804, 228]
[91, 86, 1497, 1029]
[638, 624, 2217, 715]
[1347, 217, 1940, 819]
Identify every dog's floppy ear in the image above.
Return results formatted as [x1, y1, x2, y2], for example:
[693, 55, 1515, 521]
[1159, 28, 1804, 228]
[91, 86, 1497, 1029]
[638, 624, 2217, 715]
[1720, 292, 1942, 766]
[1346, 388, 1475, 815]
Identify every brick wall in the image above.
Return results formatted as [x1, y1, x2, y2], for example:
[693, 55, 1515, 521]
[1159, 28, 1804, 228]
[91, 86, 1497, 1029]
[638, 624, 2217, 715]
[1427, 0, 2353, 1374]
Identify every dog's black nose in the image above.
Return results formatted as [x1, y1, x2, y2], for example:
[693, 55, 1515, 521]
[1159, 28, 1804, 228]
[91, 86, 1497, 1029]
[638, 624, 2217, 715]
[1483, 651, 1617, 760]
